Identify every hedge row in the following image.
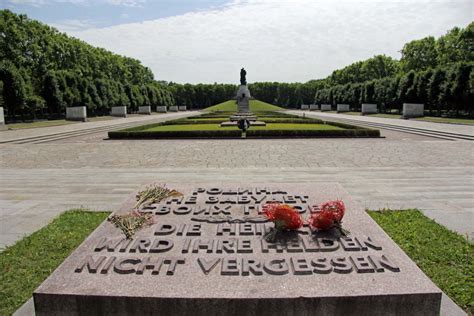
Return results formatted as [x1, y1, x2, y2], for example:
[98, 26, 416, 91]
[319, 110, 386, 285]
[246, 128, 380, 138]
[108, 126, 380, 139]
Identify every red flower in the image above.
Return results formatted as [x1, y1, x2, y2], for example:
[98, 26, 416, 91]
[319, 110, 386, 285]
[262, 203, 303, 231]
[319, 200, 345, 221]
[308, 200, 348, 235]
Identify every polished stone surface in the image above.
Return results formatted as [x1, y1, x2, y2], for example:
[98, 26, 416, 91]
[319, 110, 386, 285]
[66, 107, 87, 121]
[34, 183, 441, 316]
[403, 103, 424, 118]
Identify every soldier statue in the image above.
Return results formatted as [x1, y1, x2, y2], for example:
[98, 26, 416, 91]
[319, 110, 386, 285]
[240, 68, 247, 85]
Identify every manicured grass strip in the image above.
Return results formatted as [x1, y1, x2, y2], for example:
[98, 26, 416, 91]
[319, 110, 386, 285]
[204, 99, 283, 112]
[7, 120, 78, 129]
[0, 209, 110, 315]
[368, 209, 474, 314]
[413, 116, 474, 125]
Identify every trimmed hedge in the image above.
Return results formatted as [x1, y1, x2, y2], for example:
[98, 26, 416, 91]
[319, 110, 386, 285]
[108, 129, 242, 139]
[246, 128, 380, 138]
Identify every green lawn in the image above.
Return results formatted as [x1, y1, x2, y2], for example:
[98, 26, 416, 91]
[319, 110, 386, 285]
[204, 99, 283, 112]
[0, 209, 110, 315]
[413, 116, 474, 125]
[334, 112, 474, 124]
[7, 120, 78, 130]
[369, 209, 473, 314]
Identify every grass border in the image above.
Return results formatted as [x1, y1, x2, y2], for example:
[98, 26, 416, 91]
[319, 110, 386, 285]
[0, 209, 110, 315]
[369, 209, 473, 314]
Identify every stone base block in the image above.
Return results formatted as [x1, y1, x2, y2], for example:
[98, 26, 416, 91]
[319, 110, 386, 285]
[301, 104, 309, 110]
[110, 106, 127, 118]
[178, 106, 187, 111]
[156, 106, 167, 113]
[403, 103, 424, 118]
[337, 104, 350, 113]
[220, 121, 266, 127]
[169, 106, 178, 112]
[33, 183, 442, 316]
[321, 104, 332, 111]
[66, 107, 87, 122]
[362, 104, 378, 115]
[309, 104, 319, 111]
[229, 113, 257, 121]
[0, 124, 7, 131]
[138, 106, 151, 115]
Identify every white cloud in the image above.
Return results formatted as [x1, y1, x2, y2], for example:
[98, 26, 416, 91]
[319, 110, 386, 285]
[63, 0, 472, 83]
[105, 0, 145, 7]
[50, 19, 98, 32]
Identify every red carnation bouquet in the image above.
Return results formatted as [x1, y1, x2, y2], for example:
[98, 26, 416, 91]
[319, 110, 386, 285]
[308, 200, 349, 236]
[262, 202, 303, 241]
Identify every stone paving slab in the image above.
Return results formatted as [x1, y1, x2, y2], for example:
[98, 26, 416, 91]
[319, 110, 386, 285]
[1, 166, 472, 250]
[0, 111, 199, 143]
[291, 110, 474, 136]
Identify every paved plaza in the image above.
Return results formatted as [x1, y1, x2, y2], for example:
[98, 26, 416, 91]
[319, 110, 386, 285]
[0, 112, 473, 249]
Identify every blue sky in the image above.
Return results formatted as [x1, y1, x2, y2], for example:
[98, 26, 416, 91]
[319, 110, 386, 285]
[2, 0, 231, 29]
[1, 0, 473, 83]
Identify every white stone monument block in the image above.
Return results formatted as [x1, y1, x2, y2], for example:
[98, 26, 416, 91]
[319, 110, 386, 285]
[138, 106, 151, 115]
[403, 103, 424, 118]
[156, 106, 167, 113]
[110, 106, 127, 118]
[301, 104, 309, 110]
[321, 104, 332, 112]
[337, 104, 350, 113]
[361, 104, 378, 115]
[178, 106, 187, 111]
[66, 107, 87, 121]
[309, 104, 319, 111]
[0, 107, 6, 131]
[169, 106, 178, 112]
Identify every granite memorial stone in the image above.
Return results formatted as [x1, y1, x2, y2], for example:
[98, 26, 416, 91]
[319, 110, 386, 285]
[0, 107, 6, 131]
[169, 106, 179, 112]
[403, 103, 424, 119]
[34, 183, 441, 316]
[66, 106, 87, 122]
[178, 106, 187, 111]
[111, 106, 127, 118]
[156, 106, 167, 113]
[138, 106, 151, 115]
[337, 104, 350, 113]
[301, 104, 309, 110]
[361, 104, 378, 115]
[321, 104, 332, 112]
[309, 104, 319, 111]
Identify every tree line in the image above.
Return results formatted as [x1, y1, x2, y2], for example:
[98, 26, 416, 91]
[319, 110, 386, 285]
[250, 23, 473, 116]
[0, 9, 472, 120]
[0, 10, 174, 121]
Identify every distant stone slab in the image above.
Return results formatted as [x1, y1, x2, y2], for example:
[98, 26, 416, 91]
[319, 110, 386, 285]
[403, 103, 424, 119]
[220, 121, 266, 127]
[337, 104, 350, 113]
[362, 104, 378, 115]
[169, 106, 178, 112]
[138, 106, 151, 115]
[321, 104, 332, 112]
[0, 107, 6, 131]
[178, 106, 187, 111]
[301, 104, 309, 110]
[110, 106, 127, 118]
[66, 106, 87, 122]
[309, 104, 319, 111]
[156, 106, 167, 113]
[34, 183, 441, 315]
